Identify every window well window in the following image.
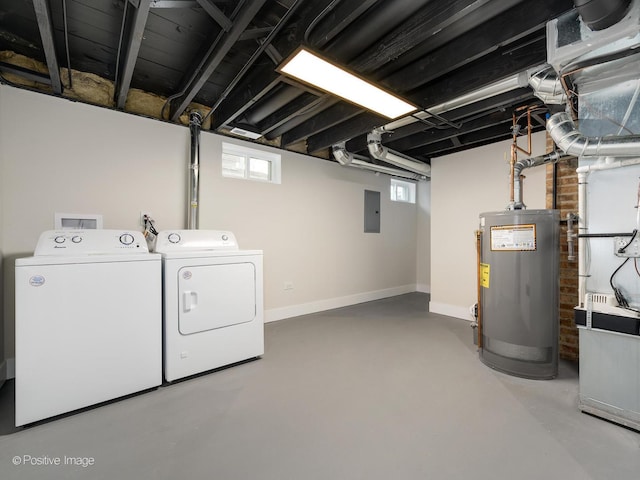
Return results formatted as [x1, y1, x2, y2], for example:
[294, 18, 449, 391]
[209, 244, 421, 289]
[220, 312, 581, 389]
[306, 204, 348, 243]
[390, 178, 416, 203]
[221, 142, 281, 184]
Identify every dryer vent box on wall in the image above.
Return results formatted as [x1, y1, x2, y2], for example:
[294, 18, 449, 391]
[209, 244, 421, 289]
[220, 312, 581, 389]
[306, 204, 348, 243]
[54, 213, 103, 230]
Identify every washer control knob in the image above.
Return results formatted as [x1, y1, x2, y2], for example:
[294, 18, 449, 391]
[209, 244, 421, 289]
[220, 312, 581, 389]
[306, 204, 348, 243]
[54, 236, 65, 244]
[119, 233, 135, 245]
[222, 234, 229, 241]
[168, 233, 181, 244]
[71, 236, 82, 244]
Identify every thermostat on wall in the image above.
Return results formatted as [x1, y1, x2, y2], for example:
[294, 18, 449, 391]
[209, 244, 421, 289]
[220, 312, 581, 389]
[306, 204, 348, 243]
[54, 213, 103, 230]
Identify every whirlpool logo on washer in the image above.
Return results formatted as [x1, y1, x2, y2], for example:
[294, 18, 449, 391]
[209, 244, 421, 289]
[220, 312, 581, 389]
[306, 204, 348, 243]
[182, 271, 192, 280]
[29, 275, 46, 287]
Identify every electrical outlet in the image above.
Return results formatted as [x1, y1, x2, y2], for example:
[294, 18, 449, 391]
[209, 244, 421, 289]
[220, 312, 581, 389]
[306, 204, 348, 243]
[140, 211, 152, 227]
[284, 281, 294, 291]
[614, 236, 640, 258]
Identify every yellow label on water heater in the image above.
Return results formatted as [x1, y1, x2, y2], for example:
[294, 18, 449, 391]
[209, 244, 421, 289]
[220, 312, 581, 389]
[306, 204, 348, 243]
[480, 263, 490, 288]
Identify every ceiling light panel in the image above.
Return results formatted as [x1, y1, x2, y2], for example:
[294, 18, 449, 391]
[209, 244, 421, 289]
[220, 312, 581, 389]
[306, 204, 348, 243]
[278, 48, 416, 119]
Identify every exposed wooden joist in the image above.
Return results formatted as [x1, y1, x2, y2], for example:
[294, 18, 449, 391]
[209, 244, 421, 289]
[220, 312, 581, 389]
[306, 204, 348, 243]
[346, 88, 535, 152]
[267, 0, 502, 148]
[32, 0, 61, 94]
[265, 96, 341, 140]
[195, 0, 232, 31]
[305, 111, 386, 154]
[151, 0, 198, 8]
[0, 61, 52, 85]
[409, 34, 546, 109]
[209, 0, 338, 130]
[258, 94, 333, 137]
[351, 0, 494, 74]
[384, 0, 573, 92]
[399, 109, 515, 152]
[170, 0, 267, 121]
[116, 0, 152, 109]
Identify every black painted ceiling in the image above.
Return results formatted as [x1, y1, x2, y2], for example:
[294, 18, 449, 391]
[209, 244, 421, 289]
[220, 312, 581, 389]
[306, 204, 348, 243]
[0, 0, 576, 170]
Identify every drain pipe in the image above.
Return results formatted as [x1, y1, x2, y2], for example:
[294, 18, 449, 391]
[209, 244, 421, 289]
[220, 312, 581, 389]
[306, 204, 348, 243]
[509, 151, 569, 209]
[332, 143, 425, 180]
[367, 127, 431, 177]
[547, 112, 640, 157]
[188, 111, 203, 229]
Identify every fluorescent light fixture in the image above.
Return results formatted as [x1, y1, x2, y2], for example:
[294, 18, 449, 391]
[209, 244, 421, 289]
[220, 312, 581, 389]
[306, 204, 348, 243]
[278, 48, 416, 119]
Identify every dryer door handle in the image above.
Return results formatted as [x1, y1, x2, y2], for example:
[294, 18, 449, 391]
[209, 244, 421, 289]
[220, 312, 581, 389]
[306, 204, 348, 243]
[183, 291, 198, 312]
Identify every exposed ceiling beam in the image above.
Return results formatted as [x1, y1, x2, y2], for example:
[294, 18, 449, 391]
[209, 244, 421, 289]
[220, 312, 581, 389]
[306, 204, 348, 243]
[346, 88, 535, 152]
[170, 0, 267, 121]
[32, 0, 62, 94]
[384, 0, 572, 92]
[195, 0, 233, 31]
[305, 111, 386, 154]
[116, 0, 152, 109]
[269, 0, 510, 149]
[266, 96, 339, 141]
[351, 0, 495, 74]
[150, 0, 198, 8]
[0, 61, 52, 85]
[396, 109, 515, 152]
[307, 0, 380, 49]
[209, 0, 339, 130]
[408, 34, 546, 108]
[304, 35, 547, 154]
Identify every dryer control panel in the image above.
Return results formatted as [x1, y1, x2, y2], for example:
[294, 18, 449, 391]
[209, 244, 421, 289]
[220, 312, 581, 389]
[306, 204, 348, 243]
[154, 230, 239, 252]
[34, 230, 149, 255]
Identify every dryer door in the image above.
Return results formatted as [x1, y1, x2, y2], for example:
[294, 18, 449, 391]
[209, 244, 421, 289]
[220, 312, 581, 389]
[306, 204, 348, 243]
[178, 262, 256, 335]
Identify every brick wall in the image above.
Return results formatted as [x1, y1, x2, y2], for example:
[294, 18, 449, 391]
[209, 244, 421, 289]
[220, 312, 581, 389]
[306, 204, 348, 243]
[545, 134, 579, 361]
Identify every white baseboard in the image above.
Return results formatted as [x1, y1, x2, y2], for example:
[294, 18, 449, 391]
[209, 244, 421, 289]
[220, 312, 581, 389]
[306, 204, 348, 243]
[429, 301, 474, 322]
[265, 285, 416, 323]
[416, 283, 430, 294]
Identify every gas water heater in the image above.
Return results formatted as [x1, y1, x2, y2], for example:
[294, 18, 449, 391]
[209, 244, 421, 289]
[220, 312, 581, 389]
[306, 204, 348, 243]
[478, 209, 559, 379]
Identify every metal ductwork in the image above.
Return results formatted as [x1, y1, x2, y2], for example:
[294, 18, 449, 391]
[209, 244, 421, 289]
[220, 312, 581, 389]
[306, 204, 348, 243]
[331, 143, 425, 180]
[188, 111, 203, 230]
[574, 0, 633, 31]
[509, 151, 569, 210]
[528, 67, 566, 105]
[547, 111, 640, 157]
[366, 128, 431, 177]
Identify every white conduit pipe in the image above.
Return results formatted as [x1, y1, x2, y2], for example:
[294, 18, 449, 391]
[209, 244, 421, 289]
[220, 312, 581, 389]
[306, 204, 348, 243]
[332, 143, 424, 180]
[547, 111, 640, 157]
[366, 127, 431, 177]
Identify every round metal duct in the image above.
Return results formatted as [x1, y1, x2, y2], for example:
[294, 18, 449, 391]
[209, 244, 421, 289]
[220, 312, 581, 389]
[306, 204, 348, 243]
[574, 0, 632, 30]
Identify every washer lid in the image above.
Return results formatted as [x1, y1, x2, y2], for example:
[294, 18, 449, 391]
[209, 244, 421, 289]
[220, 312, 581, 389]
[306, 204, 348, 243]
[155, 230, 239, 252]
[33, 230, 149, 255]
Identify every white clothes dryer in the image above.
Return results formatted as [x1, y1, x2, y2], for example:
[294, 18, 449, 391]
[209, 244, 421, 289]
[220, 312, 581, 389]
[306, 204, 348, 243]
[155, 230, 264, 382]
[15, 230, 161, 426]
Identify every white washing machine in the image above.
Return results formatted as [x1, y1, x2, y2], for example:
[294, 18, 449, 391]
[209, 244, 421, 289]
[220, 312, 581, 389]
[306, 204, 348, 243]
[15, 230, 161, 426]
[155, 230, 263, 382]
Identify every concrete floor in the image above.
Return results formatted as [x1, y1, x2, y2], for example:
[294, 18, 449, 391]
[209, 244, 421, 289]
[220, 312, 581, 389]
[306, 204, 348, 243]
[0, 293, 638, 479]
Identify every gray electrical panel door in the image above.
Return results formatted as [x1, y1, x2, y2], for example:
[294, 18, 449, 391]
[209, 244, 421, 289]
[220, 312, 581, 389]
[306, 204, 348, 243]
[364, 190, 380, 233]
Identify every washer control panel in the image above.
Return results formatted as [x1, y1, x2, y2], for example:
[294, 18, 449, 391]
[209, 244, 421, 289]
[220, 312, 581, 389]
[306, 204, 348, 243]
[154, 230, 238, 252]
[34, 230, 149, 255]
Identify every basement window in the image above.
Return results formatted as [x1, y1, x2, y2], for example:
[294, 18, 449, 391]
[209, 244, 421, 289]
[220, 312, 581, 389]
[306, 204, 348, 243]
[390, 178, 416, 204]
[221, 142, 281, 184]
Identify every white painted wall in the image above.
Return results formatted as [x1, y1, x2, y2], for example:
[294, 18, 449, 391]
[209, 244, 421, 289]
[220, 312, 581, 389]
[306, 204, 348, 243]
[429, 132, 549, 320]
[0, 85, 424, 366]
[416, 180, 431, 293]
